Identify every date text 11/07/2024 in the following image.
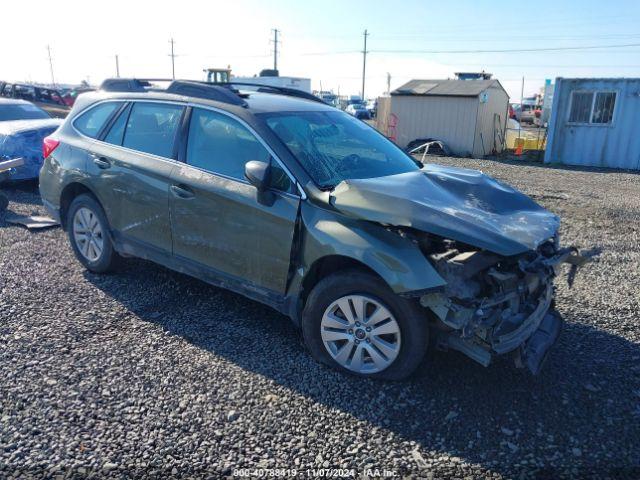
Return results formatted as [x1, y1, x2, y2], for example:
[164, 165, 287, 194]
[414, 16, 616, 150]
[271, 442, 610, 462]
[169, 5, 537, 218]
[231, 468, 398, 477]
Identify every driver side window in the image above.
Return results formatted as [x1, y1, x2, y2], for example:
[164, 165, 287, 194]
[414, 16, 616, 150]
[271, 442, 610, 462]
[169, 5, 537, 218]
[187, 108, 293, 193]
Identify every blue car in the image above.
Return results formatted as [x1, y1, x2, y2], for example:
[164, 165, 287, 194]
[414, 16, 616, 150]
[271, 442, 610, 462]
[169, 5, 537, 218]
[0, 98, 62, 180]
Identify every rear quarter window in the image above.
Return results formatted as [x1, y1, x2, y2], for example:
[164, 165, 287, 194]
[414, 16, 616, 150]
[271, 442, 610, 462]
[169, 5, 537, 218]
[73, 102, 122, 138]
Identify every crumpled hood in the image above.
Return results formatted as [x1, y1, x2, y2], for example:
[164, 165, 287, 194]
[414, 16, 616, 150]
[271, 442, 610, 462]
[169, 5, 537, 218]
[0, 118, 62, 180]
[330, 163, 560, 256]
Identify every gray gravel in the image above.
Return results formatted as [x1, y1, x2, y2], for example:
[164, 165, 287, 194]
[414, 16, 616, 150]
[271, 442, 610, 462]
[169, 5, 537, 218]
[1, 158, 639, 479]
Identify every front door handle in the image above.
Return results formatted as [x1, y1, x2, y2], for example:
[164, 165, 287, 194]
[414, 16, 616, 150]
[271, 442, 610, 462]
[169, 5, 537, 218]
[170, 184, 195, 199]
[91, 155, 111, 169]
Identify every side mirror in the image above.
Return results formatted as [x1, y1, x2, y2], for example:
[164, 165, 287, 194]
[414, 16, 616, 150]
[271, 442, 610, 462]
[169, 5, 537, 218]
[245, 160, 271, 192]
[245, 160, 275, 206]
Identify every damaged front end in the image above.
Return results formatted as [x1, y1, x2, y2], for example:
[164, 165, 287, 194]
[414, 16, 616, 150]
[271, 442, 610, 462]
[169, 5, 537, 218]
[416, 235, 588, 374]
[329, 165, 591, 374]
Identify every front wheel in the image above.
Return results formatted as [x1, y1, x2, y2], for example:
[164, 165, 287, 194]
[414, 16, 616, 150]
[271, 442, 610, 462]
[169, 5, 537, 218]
[302, 270, 429, 380]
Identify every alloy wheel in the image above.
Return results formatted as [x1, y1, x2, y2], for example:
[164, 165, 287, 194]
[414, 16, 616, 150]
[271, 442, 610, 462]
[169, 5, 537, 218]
[320, 294, 401, 374]
[72, 207, 104, 262]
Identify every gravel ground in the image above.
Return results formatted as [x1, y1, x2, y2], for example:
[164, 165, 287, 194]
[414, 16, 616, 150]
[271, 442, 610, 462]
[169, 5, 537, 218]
[1, 158, 639, 479]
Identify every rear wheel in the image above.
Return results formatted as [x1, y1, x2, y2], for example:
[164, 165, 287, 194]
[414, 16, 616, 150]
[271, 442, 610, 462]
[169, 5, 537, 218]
[67, 194, 119, 273]
[302, 270, 429, 380]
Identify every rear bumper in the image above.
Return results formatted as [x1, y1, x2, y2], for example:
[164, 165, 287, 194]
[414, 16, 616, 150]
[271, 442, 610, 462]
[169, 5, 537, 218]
[42, 198, 61, 223]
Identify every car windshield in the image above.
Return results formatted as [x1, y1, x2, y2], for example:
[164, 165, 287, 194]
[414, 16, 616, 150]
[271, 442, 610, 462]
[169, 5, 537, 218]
[0, 103, 50, 121]
[262, 110, 419, 189]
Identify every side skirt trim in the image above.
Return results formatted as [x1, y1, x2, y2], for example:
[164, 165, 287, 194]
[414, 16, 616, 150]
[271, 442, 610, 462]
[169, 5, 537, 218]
[112, 232, 288, 314]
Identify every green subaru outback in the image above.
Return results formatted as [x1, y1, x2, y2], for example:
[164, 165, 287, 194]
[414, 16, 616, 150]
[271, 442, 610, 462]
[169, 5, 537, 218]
[39, 79, 584, 379]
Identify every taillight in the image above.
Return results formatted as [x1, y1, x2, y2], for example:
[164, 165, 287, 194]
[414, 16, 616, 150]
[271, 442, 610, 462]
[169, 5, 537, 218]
[43, 136, 60, 159]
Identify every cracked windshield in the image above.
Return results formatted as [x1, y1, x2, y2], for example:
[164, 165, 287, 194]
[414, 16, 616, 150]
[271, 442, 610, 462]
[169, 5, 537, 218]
[263, 110, 419, 189]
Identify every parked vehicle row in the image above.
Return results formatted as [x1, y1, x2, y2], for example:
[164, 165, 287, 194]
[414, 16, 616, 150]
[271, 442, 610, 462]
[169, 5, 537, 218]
[0, 81, 71, 118]
[313, 91, 376, 120]
[0, 82, 93, 116]
[37, 79, 584, 379]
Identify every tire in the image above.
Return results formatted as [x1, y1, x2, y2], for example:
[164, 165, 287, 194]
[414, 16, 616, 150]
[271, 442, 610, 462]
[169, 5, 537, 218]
[66, 193, 119, 273]
[302, 269, 429, 380]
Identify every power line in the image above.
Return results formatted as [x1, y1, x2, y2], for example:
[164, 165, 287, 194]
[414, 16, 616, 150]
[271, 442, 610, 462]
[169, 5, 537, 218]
[372, 42, 640, 54]
[375, 33, 640, 40]
[441, 63, 640, 68]
[283, 15, 640, 39]
[368, 15, 640, 36]
[260, 41, 640, 58]
[298, 50, 360, 56]
[374, 34, 640, 43]
[204, 53, 271, 59]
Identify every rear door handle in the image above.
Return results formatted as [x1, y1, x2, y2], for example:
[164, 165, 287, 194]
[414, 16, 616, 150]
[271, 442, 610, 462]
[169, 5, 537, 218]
[90, 154, 111, 169]
[170, 184, 195, 199]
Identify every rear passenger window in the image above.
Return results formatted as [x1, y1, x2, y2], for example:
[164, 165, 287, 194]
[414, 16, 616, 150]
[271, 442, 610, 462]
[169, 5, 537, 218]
[74, 102, 121, 138]
[122, 102, 184, 158]
[186, 108, 271, 181]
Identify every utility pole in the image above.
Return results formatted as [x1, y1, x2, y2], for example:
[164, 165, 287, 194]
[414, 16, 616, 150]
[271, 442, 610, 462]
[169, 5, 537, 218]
[47, 45, 56, 87]
[169, 38, 176, 79]
[386, 72, 391, 95]
[361, 29, 369, 100]
[115, 54, 120, 77]
[272, 29, 279, 71]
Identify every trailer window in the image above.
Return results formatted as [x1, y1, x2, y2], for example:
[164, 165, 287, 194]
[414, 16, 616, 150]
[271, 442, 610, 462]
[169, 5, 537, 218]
[568, 92, 593, 123]
[568, 91, 616, 125]
[591, 92, 616, 124]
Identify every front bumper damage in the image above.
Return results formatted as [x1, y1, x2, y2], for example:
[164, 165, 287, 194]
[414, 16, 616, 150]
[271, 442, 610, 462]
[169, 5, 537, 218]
[420, 241, 588, 374]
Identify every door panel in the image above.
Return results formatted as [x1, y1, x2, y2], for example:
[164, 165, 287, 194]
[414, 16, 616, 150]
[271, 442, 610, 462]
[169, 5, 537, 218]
[84, 101, 185, 254]
[169, 165, 299, 294]
[86, 142, 176, 253]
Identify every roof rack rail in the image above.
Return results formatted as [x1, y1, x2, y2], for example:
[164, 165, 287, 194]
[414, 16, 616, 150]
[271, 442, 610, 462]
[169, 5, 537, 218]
[99, 78, 324, 107]
[166, 80, 247, 107]
[99, 78, 173, 92]
[214, 82, 325, 104]
[99, 78, 248, 107]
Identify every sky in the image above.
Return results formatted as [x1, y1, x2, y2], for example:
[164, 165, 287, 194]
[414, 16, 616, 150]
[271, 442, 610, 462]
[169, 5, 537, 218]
[2, 0, 640, 100]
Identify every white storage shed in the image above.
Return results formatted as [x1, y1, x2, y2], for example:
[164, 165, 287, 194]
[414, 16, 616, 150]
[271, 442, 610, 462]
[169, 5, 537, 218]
[377, 78, 509, 157]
